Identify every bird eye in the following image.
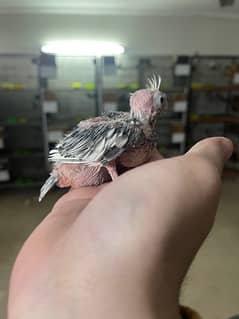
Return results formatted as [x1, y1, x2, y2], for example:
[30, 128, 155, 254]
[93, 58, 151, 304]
[153, 92, 167, 110]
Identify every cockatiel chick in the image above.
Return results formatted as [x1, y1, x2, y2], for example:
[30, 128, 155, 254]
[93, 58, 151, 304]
[39, 76, 167, 202]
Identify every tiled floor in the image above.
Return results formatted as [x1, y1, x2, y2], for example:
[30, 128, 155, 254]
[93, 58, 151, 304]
[0, 182, 239, 319]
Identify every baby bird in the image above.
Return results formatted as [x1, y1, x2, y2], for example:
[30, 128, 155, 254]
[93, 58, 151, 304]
[39, 76, 167, 202]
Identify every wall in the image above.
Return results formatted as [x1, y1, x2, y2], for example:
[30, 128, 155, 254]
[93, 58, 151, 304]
[0, 14, 239, 55]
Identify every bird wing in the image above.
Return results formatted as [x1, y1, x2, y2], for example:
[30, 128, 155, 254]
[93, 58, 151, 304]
[49, 115, 145, 165]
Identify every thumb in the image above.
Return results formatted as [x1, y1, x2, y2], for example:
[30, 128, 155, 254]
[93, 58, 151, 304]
[186, 137, 233, 174]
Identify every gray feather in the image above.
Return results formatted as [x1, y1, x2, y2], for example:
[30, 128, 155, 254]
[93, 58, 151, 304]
[39, 174, 58, 202]
[49, 111, 145, 166]
[39, 111, 154, 201]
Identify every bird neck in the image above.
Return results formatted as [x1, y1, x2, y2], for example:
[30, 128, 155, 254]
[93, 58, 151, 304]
[131, 109, 151, 126]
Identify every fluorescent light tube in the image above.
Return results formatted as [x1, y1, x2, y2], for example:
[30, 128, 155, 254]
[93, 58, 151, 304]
[41, 41, 125, 56]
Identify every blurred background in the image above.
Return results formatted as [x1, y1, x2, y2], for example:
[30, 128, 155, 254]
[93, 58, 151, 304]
[0, 0, 239, 318]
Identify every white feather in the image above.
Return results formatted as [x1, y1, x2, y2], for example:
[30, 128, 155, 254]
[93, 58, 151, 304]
[147, 74, 161, 90]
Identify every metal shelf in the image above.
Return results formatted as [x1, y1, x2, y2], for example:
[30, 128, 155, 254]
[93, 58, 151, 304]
[190, 115, 239, 124]
[0, 89, 37, 92]
[186, 55, 239, 172]
[191, 86, 239, 92]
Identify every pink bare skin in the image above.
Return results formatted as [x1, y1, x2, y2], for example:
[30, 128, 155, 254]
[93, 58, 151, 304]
[8, 137, 233, 319]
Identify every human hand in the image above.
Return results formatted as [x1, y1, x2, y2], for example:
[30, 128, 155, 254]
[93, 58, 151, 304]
[8, 137, 233, 319]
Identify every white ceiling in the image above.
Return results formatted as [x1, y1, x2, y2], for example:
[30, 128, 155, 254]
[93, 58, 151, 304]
[0, 0, 239, 17]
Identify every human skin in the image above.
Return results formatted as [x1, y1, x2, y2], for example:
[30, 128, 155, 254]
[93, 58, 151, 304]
[8, 137, 233, 319]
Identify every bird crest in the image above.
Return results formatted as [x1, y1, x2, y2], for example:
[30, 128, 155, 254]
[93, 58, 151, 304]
[146, 74, 161, 90]
[129, 74, 161, 97]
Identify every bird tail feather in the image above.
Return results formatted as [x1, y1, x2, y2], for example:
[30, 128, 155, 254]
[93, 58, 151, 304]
[39, 174, 58, 202]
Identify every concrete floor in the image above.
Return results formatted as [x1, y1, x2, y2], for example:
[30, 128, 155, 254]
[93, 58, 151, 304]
[0, 182, 239, 319]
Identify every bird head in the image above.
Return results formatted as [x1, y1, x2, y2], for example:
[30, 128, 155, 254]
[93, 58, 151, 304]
[130, 75, 167, 124]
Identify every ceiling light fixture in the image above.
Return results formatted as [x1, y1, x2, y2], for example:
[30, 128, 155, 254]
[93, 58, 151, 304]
[41, 41, 125, 56]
